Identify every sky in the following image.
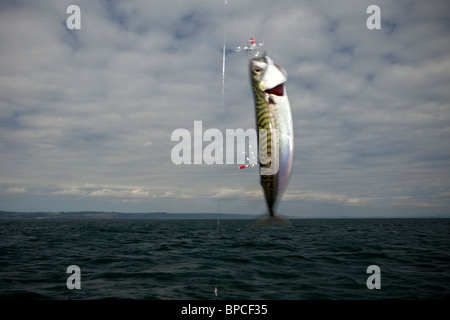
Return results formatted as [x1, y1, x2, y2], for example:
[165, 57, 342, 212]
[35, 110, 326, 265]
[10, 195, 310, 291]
[0, 0, 449, 218]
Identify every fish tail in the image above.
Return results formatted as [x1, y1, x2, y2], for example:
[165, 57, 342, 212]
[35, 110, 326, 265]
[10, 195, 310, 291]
[256, 212, 291, 227]
[270, 213, 291, 225]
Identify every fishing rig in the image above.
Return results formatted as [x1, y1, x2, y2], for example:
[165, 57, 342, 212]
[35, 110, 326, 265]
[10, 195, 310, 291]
[231, 37, 265, 57]
[238, 143, 258, 170]
[230, 37, 265, 170]
[214, 1, 266, 298]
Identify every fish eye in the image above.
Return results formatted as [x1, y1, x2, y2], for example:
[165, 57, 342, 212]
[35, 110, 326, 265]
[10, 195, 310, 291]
[253, 67, 263, 75]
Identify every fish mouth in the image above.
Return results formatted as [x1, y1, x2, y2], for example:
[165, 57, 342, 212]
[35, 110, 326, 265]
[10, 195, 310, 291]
[265, 83, 284, 96]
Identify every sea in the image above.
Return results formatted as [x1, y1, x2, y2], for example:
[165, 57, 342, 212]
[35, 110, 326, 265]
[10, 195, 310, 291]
[0, 218, 449, 300]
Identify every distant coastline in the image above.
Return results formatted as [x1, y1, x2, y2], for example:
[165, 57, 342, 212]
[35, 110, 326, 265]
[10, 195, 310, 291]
[0, 211, 256, 220]
[0, 211, 448, 220]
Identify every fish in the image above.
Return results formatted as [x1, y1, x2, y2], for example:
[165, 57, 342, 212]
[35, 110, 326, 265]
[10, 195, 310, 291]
[250, 54, 294, 220]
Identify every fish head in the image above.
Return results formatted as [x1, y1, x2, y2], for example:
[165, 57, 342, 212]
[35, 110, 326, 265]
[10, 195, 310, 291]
[250, 55, 287, 94]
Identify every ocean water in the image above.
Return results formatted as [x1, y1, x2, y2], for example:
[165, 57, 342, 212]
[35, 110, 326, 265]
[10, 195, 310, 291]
[0, 218, 449, 300]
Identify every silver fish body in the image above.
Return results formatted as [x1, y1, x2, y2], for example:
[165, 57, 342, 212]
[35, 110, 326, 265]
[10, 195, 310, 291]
[250, 55, 294, 217]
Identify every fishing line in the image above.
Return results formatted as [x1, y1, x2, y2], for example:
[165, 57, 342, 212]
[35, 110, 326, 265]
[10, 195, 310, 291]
[220, 0, 227, 132]
[213, 0, 228, 298]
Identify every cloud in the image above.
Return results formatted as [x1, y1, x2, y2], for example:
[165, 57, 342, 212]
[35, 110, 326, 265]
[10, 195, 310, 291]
[5, 187, 27, 195]
[283, 190, 375, 206]
[0, 0, 449, 217]
[52, 188, 86, 196]
[210, 187, 261, 200]
[88, 188, 150, 199]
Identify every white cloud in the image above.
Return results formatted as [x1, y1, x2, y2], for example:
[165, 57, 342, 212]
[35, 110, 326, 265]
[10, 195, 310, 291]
[5, 187, 27, 194]
[0, 0, 449, 217]
[282, 190, 376, 207]
[88, 188, 150, 199]
[52, 188, 86, 196]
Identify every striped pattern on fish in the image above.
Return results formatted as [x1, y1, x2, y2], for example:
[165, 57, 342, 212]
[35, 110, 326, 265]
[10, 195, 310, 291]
[250, 55, 294, 217]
